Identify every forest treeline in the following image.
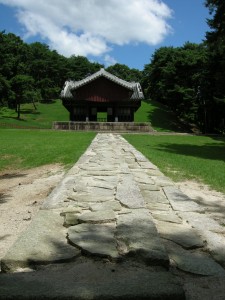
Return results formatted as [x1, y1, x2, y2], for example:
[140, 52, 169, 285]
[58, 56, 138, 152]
[0, 0, 224, 133]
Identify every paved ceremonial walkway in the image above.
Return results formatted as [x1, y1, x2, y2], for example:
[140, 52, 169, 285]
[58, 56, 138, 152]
[1, 133, 225, 299]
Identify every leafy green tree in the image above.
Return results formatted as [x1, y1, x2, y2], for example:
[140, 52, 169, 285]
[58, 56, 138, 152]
[143, 43, 208, 128]
[66, 56, 103, 80]
[10, 75, 35, 118]
[204, 0, 225, 132]
[0, 74, 10, 106]
[106, 63, 142, 82]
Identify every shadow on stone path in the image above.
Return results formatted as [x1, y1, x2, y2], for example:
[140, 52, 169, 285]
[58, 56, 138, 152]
[1, 133, 225, 299]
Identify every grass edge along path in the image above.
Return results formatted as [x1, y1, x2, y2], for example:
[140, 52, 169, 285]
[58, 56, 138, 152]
[124, 134, 225, 194]
[0, 129, 96, 172]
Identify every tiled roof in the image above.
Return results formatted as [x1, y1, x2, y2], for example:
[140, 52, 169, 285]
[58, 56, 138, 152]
[61, 68, 144, 100]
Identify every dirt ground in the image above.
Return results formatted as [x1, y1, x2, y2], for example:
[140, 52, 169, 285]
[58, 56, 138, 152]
[1, 163, 225, 262]
[0, 164, 65, 260]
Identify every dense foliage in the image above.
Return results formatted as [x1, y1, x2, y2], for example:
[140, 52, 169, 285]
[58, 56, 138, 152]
[142, 43, 209, 131]
[0, 32, 104, 109]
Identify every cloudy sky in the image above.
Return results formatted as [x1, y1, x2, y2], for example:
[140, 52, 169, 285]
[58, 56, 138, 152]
[0, 0, 210, 70]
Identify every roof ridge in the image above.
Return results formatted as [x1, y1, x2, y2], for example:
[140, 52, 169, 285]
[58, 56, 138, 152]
[71, 68, 134, 90]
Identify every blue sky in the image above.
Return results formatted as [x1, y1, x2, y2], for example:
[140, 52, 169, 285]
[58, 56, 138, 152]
[0, 0, 210, 70]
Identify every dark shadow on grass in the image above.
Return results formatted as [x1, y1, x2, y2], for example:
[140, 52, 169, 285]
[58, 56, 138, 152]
[20, 109, 40, 115]
[154, 142, 225, 161]
[1, 116, 27, 121]
[144, 100, 192, 133]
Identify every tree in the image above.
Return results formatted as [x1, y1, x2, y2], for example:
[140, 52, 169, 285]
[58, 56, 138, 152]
[106, 64, 142, 82]
[204, 0, 225, 132]
[10, 75, 35, 118]
[142, 43, 208, 128]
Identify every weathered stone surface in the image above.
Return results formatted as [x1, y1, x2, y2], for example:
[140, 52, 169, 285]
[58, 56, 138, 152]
[133, 172, 155, 185]
[138, 183, 160, 191]
[89, 200, 121, 212]
[88, 181, 115, 190]
[78, 210, 116, 223]
[170, 251, 225, 276]
[0, 261, 185, 299]
[178, 212, 225, 233]
[151, 212, 182, 224]
[1, 211, 80, 272]
[153, 176, 174, 187]
[60, 206, 81, 216]
[142, 190, 169, 204]
[202, 230, 225, 267]
[116, 209, 169, 267]
[68, 223, 118, 258]
[164, 186, 203, 212]
[70, 193, 114, 203]
[146, 202, 171, 211]
[63, 213, 79, 227]
[116, 174, 145, 208]
[157, 221, 204, 249]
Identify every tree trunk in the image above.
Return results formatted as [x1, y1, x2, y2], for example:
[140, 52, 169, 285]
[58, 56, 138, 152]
[32, 99, 37, 110]
[17, 103, 20, 119]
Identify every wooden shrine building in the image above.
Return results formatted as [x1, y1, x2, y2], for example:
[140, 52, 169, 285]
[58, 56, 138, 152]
[60, 68, 144, 122]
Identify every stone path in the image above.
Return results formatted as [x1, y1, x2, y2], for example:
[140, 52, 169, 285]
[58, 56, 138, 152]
[1, 133, 225, 299]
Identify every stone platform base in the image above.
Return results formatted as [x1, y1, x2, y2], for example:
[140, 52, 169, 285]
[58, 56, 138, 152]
[53, 121, 154, 132]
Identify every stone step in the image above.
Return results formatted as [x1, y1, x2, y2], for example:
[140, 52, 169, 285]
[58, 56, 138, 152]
[0, 260, 185, 300]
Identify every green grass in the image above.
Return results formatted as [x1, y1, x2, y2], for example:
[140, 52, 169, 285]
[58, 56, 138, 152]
[135, 100, 187, 132]
[0, 100, 69, 129]
[0, 129, 96, 171]
[0, 99, 188, 132]
[124, 134, 225, 193]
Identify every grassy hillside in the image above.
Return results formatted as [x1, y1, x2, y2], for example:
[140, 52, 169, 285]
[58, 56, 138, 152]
[0, 100, 69, 129]
[0, 99, 188, 132]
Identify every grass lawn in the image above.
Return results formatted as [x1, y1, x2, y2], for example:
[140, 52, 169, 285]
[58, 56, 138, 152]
[124, 134, 225, 193]
[0, 129, 96, 171]
[0, 100, 69, 129]
[0, 99, 187, 132]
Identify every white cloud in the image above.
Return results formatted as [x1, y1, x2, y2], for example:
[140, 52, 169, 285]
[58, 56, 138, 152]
[104, 54, 117, 67]
[0, 0, 173, 58]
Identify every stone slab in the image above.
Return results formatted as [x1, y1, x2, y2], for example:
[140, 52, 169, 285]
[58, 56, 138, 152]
[68, 223, 118, 259]
[133, 172, 155, 184]
[116, 209, 169, 267]
[89, 200, 121, 212]
[78, 210, 116, 223]
[163, 186, 203, 212]
[1, 211, 80, 272]
[151, 212, 182, 224]
[116, 174, 145, 208]
[201, 230, 225, 268]
[178, 212, 225, 233]
[157, 221, 204, 249]
[141, 190, 169, 204]
[138, 183, 161, 191]
[146, 202, 171, 211]
[153, 176, 174, 187]
[170, 251, 225, 276]
[0, 260, 185, 299]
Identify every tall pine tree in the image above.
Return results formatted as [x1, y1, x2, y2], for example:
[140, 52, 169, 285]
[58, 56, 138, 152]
[205, 0, 225, 132]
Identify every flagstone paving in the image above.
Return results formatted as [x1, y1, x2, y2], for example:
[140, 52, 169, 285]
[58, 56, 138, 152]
[1, 133, 225, 299]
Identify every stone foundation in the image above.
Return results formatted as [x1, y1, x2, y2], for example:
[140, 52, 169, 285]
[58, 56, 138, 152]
[53, 121, 154, 132]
